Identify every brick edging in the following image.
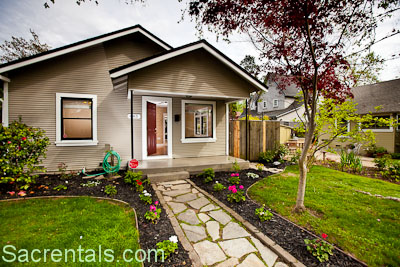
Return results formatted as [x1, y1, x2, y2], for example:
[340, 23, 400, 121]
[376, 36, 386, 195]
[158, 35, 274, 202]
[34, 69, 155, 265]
[151, 184, 202, 267]
[0, 195, 143, 266]
[186, 179, 306, 267]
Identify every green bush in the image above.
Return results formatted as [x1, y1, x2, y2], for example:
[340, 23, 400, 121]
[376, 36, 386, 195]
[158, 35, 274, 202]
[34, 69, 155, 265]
[373, 155, 391, 171]
[124, 170, 142, 185]
[213, 182, 226, 192]
[198, 168, 215, 183]
[340, 150, 362, 173]
[231, 160, 241, 172]
[104, 185, 117, 196]
[259, 144, 288, 164]
[0, 120, 50, 190]
[390, 153, 400, 159]
[381, 161, 400, 182]
[375, 146, 388, 155]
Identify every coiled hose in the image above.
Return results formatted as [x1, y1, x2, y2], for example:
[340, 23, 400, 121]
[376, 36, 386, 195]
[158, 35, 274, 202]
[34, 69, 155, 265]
[82, 150, 121, 177]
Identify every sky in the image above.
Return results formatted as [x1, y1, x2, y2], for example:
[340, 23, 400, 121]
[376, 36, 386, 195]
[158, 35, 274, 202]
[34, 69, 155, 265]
[0, 0, 399, 82]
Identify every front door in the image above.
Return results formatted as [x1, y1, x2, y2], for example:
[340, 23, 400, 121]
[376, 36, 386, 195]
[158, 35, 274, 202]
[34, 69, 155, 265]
[147, 102, 157, 156]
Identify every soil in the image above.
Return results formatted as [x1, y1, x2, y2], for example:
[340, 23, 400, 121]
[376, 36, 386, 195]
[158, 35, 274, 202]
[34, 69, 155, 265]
[0, 172, 191, 267]
[191, 168, 366, 267]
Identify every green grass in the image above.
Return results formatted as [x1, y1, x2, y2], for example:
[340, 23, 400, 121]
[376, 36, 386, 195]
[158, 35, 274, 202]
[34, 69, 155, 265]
[248, 165, 400, 267]
[0, 197, 141, 266]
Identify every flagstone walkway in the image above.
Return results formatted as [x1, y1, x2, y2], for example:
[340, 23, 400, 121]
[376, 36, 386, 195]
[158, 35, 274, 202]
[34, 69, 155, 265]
[154, 179, 290, 267]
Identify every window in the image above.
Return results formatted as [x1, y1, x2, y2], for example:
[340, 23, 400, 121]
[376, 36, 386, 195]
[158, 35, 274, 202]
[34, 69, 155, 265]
[336, 119, 350, 135]
[273, 99, 279, 108]
[181, 100, 216, 143]
[56, 93, 98, 146]
[361, 115, 392, 132]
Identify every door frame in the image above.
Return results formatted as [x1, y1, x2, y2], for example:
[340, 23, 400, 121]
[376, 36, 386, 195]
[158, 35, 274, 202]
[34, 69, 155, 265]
[142, 96, 173, 160]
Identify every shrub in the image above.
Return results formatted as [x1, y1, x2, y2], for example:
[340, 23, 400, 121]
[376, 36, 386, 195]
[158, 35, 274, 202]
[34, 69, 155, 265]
[198, 168, 215, 183]
[124, 170, 143, 185]
[0, 120, 50, 190]
[231, 160, 241, 172]
[290, 149, 302, 164]
[375, 146, 388, 155]
[258, 144, 288, 164]
[390, 153, 400, 159]
[104, 185, 117, 196]
[259, 150, 275, 163]
[228, 173, 240, 184]
[144, 201, 161, 224]
[255, 204, 273, 222]
[255, 163, 264, 171]
[156, 237, 178, 261]
[58, 162, 74, 180]
[227, 185, 246, 203]
[213, 182, 226, 192]
[381, 161, 400, 182]
[340, 150, 362, 173]
[373, 155, 391, 171]
[304, 234, 334, 262]
[139, 190, 152, 204]
[247, 172, 259, 179]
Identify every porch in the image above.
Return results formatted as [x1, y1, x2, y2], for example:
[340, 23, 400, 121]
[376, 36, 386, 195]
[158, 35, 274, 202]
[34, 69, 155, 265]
[133, 155, 249, 177]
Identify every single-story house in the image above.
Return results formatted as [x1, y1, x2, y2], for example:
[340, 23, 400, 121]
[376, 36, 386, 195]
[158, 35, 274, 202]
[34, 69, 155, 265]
[324, 78, 400, 154]
[0, 25, 267, 171]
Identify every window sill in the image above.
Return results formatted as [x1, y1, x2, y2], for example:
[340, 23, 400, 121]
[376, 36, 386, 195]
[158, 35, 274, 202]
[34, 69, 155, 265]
[362, 129, 393, 133]
[181, 138, 217, 143]
[55, 140, 98, 146]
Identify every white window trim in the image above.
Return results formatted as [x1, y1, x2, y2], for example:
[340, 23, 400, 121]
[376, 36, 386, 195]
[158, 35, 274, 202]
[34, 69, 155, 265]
[273, 99, 279, 108]
[55, 93, 98, 146]
[181, 100, 217, 143]
[397, 114, 399, 131]
[1, 81, 8, 127]
[359, 115, 393, 133]
[335, 119, 351, 138]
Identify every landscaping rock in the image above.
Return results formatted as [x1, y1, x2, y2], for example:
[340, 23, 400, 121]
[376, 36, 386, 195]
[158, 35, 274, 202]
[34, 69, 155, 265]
[250, 236, 278, 267]
[222, 222, 251, 240]
[181, 224, 207, 243]
[168, 202, 187, 214]
[236, 253, 265, 267]
[193, 240, 227, 266]
[219, 238, 257, 258]
[198, 213, 210, 223]
[177, 209, 200, 225]
[209, 210, 232, 225]
[206, 221, 220, 241]
[200, 203, 218, 212]
[174, 193, 198, 202]
[162, 188, 191, 197]
[171, 184, 191, 190]
[215, 257, 239, 267]
[187, 196, 210, 209]
[192, 188, 199, 194]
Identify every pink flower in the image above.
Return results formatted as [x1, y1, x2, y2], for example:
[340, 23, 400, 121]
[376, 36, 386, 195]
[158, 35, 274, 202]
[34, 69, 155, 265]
[17, 191, 26, 197]
[7, 191, 15, 196]
[7, 141, 11, 144]
[232, 188, 237, 193]
[154, 212, 157, 216]
[230, 173, 235, 177]
[155, 201, 159, 205]
[321, 233, 328, 239]
[228, 186, 233, 191]
[150, 205, 156, 211]
[377, 219, 381, 222]
[236, 173, 239, 177]
[239, 185, 244, 189]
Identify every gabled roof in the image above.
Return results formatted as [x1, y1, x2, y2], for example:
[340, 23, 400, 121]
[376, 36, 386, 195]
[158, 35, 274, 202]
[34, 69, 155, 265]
[352, 78, 400, 114]
[0, 25, 172, 74]
[109, 40, 268, 92]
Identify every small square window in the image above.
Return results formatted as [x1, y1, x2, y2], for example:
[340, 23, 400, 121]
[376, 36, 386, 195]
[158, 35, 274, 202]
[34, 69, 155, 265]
[273, 99, 279, 108]
[263, 101, 267, 108]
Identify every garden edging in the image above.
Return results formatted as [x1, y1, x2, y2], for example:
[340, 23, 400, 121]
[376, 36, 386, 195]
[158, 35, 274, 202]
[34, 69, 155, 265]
[0, 195, 144, 266]
[186, 179, 306, 267]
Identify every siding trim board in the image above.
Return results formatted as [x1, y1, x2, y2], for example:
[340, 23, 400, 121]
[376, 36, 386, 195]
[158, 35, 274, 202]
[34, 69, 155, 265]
[128, 89, 248, 100]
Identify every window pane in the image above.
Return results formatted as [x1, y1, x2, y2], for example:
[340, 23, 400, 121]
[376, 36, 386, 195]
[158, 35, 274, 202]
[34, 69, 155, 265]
[185, 103, 213, 138]
[63, 119, 92, 139]
[362, 115, 390, 129]
[63, 99, 92, 119]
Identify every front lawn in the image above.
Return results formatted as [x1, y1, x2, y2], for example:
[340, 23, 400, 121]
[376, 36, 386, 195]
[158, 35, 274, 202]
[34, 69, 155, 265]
[0, 197, 141, 266]
[248, 165, 400, 267]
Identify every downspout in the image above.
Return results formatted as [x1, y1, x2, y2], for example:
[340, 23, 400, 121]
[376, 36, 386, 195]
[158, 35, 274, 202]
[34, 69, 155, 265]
[246, 99, 248, 161]
[130, 90, 134, 159]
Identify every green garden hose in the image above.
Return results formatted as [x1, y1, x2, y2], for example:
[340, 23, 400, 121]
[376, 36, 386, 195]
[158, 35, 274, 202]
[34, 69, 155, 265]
[82, 150, 121, 177]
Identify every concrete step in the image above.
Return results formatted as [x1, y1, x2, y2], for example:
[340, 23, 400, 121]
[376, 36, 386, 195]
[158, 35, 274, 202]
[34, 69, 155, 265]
[147, 171, 190, 183]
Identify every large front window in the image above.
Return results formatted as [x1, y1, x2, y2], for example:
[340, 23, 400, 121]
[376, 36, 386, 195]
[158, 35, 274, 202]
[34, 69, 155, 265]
[181, 100, 216, 143]
[361, 115, 391, 131]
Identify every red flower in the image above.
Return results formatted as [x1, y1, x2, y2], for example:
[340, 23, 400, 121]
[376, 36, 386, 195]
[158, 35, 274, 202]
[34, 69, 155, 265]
[21, 137, 27, 141]
[7, 141, 11, 144]
[322, 233, 328, 239]
[137, 181, 142, 186]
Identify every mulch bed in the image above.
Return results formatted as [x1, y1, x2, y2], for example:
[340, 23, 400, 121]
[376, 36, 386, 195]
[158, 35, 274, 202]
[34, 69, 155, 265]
[191, 168, 365, 267]
[0, 172, 191, 267]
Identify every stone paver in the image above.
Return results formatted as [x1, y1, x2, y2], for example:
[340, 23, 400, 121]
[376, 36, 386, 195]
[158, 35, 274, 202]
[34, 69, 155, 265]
[187, 196, 210, 209]
[219, 238, 257, 258]
[192, 188, 199, 194]
[171, 184, 191, 190]
[181, 224, 207, 242]
[174, 193, 198, 202]
[159, 180, 187, 185]
[215, 257, 239, 267]
[250, 236, 278, 267]
[209, 210, 232, 225]
[193, 240, 227, 266]
[200, 203, 218, 212]
[274, 262, 289, 267]
[198, 213, 210, 223]
[222, 222, 251, 240]
[177, 209, 200, 225]
[163, 188, 191, 197]
[168, 201, 187, 214]
[206, 220, 220, 241]
[163, 196, 172, 202]
[237, 253, 265, 267]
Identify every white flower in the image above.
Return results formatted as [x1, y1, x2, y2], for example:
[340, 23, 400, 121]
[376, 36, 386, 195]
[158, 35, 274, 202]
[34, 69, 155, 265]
[169, 235, 178, 243]
[260, 212, 264, 215]
[65, 181, 68, 184]
[80, 236, 83, 239]
[215, 181, 219, 184]
[143, 190, 147, 193]
[144, 193, 151, 197]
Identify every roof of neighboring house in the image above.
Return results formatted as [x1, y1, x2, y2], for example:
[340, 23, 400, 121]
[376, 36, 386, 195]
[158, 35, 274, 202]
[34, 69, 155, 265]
[352, 78, 400, 114]
[0, 25, 172, 74]
[109, 40, 268, 92]
[265, 74, 300, 97]
[263, 98, 304, 119]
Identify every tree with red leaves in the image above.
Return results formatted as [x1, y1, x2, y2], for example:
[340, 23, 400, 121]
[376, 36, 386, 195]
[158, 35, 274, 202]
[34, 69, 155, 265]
[184, 0, 399, 212]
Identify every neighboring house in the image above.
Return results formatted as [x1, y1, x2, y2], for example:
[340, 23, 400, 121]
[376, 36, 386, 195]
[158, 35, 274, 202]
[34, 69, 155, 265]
[0, 25, 266, 171]
[324, 78, 400, 154]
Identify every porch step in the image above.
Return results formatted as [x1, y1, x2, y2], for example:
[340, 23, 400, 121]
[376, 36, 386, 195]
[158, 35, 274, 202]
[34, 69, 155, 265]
[147, 171, 190, 183]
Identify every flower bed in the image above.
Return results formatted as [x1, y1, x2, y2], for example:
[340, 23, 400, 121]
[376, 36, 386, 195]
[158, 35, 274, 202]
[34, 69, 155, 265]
[0, 172, 191, 267]
[190, 169, 365, 267]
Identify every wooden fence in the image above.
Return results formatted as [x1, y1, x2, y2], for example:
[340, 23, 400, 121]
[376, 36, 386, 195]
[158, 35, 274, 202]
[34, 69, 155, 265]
[229, 120, 291, 161]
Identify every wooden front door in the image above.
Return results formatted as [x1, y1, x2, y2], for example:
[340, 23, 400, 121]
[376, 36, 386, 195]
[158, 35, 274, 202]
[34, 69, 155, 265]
[147, 102, 157, 156]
